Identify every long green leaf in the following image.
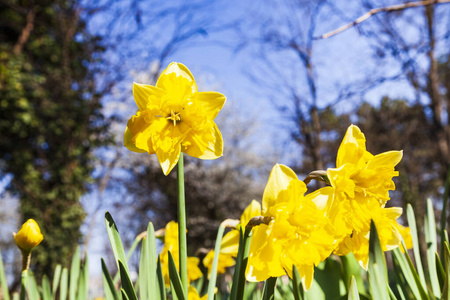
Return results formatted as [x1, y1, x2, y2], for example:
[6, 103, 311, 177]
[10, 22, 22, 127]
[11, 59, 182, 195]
[139, 237, 149, 300]
[368, 220, 389, 300]
[436, 252, 446, 290]
[101, 258, 119, 300]
[77, 256, 89, 300]
[105, 212, 130, 273]
[392, 247, 423, 300]
[168, 251, 186, 300]
[41, 275, 52, 300]
[391, 251, 408, 300]
[52, 265, 62, 298]
[147, 222, 158, 300]
[440, 166, 450, 260]
[262, 277, 277, 300]
[25, 272, 39, 300]
[0, 251, 10, 300]
[207, 224, 226, 300]
[156, 256, 166, 300]
[406, 204, 427, 288]
[119, 259, 138, 300]
[60, 268, 68, 300]
[348, 276, 360, 300]
[230, 227, 252, 300]
[441, 242, 450, 300]
[425, 198, 441, 297]
[292, 265, 304, 300]
[69, 246, 80, 300]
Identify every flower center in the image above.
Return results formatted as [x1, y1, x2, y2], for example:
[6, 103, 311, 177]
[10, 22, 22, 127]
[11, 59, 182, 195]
[166, 110, 181, 126]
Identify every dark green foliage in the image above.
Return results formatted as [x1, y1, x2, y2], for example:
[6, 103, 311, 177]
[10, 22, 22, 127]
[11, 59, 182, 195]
[0, 0, 109, 276]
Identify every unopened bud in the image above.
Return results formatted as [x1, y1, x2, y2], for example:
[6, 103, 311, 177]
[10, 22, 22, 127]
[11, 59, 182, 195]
[14, 219, 43, 253]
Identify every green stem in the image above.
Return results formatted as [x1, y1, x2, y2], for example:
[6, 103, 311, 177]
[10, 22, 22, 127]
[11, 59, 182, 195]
[441, 164, 450, 259]
[177, 154, 188, 295]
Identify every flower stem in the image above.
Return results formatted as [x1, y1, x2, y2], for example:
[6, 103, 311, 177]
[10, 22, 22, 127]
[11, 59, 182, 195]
[262, 277, 277, 300]
[177, 153, 188, 294]
[230, 227, 252, 300]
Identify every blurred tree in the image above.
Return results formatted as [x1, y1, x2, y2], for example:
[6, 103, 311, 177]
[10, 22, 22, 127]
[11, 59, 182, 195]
[0, 0, 109, 278]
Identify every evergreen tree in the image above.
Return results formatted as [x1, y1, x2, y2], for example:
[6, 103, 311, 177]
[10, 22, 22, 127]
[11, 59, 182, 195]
[0, 0, 109, 276]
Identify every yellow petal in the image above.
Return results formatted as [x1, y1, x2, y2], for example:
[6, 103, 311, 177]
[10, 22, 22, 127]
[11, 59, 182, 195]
[305, 186, 334, 213]
[262, 164, 298, 215]
[156, 62, 197, 96]
[187, 257, 203, 282]
[366, 150, 403, 169]
[124, 125, 147, 153]
[155, 143, 181, 176]
[188, 286, 201, 300]
[183, 123, 223, 159]
[336, 124, 366, 168]
[196, 92, 226, 120]
[220, 230, 240, 256]
[133, 82, 166, 111]
[240, 200, 262, 227]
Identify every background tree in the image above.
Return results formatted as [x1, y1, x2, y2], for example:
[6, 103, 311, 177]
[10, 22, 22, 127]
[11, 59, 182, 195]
[0, 0, 109, 277]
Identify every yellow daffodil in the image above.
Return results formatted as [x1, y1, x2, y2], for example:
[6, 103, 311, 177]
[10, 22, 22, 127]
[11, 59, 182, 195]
[14, 219, 43, 253]
[124, 62, 226, 175]
[159, 221, 202, 286]
[203, 250, 236, 278]
[188, 286, 208, 300]
[322, 124, 409, 268]
[246, 164, 335, 290]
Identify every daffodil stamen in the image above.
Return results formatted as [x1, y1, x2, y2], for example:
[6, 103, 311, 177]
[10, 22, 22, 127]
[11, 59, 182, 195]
[166, 109, 181, 126]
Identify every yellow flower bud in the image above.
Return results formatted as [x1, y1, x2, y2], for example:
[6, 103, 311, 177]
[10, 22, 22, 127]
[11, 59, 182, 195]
[14, 219, 43, 252]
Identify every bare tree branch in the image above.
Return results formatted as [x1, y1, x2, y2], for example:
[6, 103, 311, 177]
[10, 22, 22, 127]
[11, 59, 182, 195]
[315, 0, 450, 40]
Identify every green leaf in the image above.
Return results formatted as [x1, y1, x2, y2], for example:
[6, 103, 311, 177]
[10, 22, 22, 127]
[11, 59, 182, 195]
[41, 275, 52, 300]
[121, 289, 130, 300]
[25, 272, 39, 300]
[230, 227, 252, 300]
[292, 265, 304, 300]
[69, 246, 80, 300]
[207, 224, 226, 300]
[156, 256, 166, 300]
[52, 265, 62, 297]
[441, 242, 450, 300]
[368, 220, 389, 300]
[101, 258, 119, 300]
[425, 198, 441, 297]
[0, 251, 10, 300]
[436, 252, 445, 290]
[348, 276, 360, 300]
[147, 222, 158, 300]
[406, 204, 427, 289]
[138, 237, 149, 300]
[105, 212, 130, 274]
[168, 251, 186, 300]
[119, 260, 137, 300]
[262, 277, 277, 300]
[60, 268, 68, 300]
[77, 256, 89, 300]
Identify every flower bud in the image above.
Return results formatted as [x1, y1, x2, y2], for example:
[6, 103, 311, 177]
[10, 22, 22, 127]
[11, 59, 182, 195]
[14, 219, 43, 252]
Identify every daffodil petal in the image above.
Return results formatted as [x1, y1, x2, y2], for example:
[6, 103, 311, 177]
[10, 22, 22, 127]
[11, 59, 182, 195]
[133, 82, 166, 111]
[240, 200, 262, 227]
[156, 62, 198, 94]
[220, 230, 240, 256]
[367, 150, 403, 169]
[124, 113, 153, 153]
[156, 143, 181, 176]
[183, 123, 223, 159]
[196, 92, 226, 120]
[262, 164, 298, 215]
[336, 124, 366, 168]
[305, 186, 334, 213]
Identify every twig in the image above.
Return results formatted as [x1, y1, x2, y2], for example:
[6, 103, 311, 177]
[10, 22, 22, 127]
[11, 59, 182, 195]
[13, 7, 35, 55]
[315, 0, 450, 40]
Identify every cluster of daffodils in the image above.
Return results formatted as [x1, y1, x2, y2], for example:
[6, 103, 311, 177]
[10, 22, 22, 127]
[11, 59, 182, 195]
[125, 62, 411, 291]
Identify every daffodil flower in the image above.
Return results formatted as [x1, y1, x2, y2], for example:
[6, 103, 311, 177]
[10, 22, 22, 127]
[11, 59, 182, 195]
[124, 62, 226, 175]
[14, 219, 43, 253]
[245, 164, 335, 290]
[188, 286, 208, 300]
[322, 124, 410, 268]
[203, 250, 236, 278]
[159, 221, 202, 286]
